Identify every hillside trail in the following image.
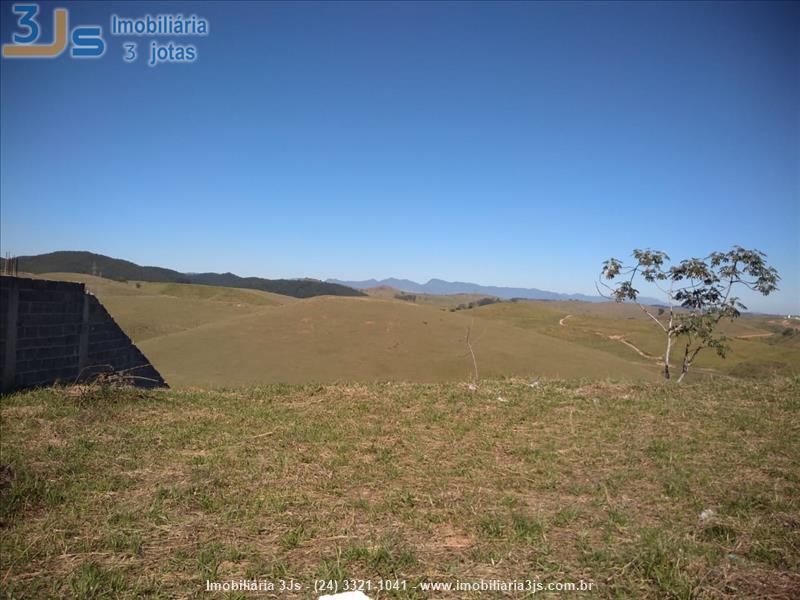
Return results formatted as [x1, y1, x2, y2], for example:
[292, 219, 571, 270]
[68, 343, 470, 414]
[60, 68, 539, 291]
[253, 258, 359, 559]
[560, 313, 658, 360]
[558, 312, 728, 378]
[559, 312, 674, 368]
[606, 334, 660, 360]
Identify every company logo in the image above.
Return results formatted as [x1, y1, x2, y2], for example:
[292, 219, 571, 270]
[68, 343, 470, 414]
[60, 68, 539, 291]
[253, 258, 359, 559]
[2, 4, 105, 59]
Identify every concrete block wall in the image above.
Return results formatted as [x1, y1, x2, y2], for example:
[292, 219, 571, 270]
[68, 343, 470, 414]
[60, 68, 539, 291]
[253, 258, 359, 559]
[1, 276, 166, 392]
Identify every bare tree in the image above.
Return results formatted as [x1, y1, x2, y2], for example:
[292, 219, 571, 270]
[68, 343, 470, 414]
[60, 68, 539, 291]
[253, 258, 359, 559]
[465, 318, 479, 382]
[598, 246, 779, 382]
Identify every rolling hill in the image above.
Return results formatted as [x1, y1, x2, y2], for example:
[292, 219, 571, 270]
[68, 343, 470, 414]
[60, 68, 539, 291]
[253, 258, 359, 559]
[469, 299, 800, 379]
[28, 272, 658, 386]
[32, 273, 295, 342]
[138, 295, 658, 387]
[4, 251, 364, 299]
[24, 272, 799, 387]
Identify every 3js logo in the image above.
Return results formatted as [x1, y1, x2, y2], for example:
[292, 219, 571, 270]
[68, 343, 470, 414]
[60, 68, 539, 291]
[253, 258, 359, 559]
[2, 4, 105, 58]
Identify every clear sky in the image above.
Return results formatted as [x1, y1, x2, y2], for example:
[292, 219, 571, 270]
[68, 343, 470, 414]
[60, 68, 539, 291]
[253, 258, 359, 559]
[1, 1, 798, 313]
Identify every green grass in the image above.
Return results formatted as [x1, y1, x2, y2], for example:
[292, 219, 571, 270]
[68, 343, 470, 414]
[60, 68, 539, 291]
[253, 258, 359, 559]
[1, 378, 798, 598]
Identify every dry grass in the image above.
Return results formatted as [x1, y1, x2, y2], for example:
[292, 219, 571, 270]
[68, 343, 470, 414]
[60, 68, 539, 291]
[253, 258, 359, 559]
[33, 273, 292, 343]
[24, 274, 798, 387]
[471, 302, 800, 381]
[138, 297, 657, 387]
[1, 378, 798, 598]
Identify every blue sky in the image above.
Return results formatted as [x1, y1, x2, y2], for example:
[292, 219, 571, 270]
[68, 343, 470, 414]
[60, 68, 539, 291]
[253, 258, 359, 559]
[1, 1, 798, 313]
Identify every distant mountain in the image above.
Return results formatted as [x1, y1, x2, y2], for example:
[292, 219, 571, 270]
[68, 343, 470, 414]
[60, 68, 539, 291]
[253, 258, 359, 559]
[4, 251, 364, 299]
[334, 278, 432, 293]
[328, 277, 663, 305]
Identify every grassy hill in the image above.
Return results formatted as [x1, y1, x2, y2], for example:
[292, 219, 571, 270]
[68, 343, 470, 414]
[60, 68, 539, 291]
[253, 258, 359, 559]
[27, 273, 660, 386]
[363, 285, 499, 309]
[25, 273, 799, 387]
[1, 378, 798, 598]
[35, 273, 295, 342]
[467, 301, 800, 379]
[138, 295, 657, 387]
[6, 251, 364, 299]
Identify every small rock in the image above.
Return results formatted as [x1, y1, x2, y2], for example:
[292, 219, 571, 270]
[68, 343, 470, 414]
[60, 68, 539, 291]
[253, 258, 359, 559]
[496, 396, 507, 402]
[529, 381, 540, 388]
[467, 383, 477, 391]
[699, 508, 715, 522]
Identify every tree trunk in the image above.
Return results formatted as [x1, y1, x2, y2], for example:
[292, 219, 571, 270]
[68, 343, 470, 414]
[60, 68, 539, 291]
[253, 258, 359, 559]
[663, 333, 673, 379]
[677, 345, 702, 383]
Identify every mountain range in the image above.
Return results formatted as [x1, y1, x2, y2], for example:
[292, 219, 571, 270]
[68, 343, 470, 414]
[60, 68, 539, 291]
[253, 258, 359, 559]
[328, 277, 663, 305]
[1, 251, 663, 304]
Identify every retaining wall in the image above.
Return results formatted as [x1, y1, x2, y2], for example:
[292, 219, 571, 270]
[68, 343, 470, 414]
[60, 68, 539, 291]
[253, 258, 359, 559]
[1, 276, 166, 392]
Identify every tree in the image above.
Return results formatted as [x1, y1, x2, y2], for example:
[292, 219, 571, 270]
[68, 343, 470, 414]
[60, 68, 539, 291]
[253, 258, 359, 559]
[598, 246, 779, 382]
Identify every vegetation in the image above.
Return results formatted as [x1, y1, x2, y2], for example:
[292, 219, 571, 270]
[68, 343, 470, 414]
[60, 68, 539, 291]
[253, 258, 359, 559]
[4, 251, 189, 283]
[3, 251, 364, 299]
[391, 292, 504, 310]
[23, 273, 800, 387]
[3, 272, 797, 599]
[34, 274, 294, 342]
[470, 299, 799, 380]
[187, 272, 364, 299]
[1, 378, 798, 598]
[452, 297, 504, 311]
[600, 247, 780, 382]
[137, 295, 655, 388]
[364, 286, 496, 310]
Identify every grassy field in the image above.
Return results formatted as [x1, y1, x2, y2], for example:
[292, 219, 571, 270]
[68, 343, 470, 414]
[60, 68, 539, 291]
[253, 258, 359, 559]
[29, 274, 658, 386]
[25, 274, 800, 387]
[468, 301, 800, 380]
[1, 378, 798, 598]
[138, 296, 656, 387]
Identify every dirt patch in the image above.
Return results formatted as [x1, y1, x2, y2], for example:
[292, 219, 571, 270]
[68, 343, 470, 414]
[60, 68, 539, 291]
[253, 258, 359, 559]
[428, 523, 474, 551]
